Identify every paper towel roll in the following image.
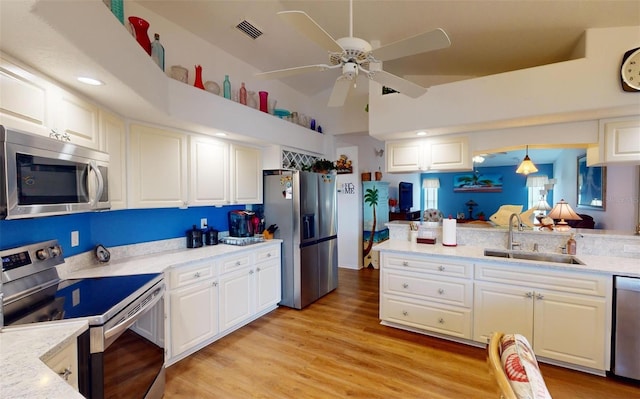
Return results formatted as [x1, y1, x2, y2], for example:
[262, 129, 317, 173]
[442, 218, 457, 246]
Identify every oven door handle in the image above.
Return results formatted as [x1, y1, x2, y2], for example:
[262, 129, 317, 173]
[104, 286, 164, 342]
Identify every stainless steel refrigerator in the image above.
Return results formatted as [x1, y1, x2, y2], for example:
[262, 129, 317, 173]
[263, 169, 338, 309]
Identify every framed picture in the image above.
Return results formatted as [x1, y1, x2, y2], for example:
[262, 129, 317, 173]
[453, 173, 503, 192]
[577, 155, 606, 210]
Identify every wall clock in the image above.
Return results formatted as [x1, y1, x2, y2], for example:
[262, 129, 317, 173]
[620, 47, 640, 92]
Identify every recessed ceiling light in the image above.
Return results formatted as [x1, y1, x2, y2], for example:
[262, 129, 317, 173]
[416, 131, 427, 136]
[77, 76, 104, 86]
[215, 132, 227, 137]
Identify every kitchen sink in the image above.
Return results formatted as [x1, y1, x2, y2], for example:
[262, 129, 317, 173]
[483, 249, 585, 265]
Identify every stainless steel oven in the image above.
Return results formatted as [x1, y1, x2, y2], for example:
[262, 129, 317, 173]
[1, 240, 165, 399]
[0, 125, 110, 220]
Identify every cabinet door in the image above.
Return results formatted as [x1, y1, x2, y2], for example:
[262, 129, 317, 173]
[99, 110, 127, 210]
[424, 137, 470, 171]
[190, 135, 229, 206]
[169, 280, 218, 357]
[230, 144, 262, 204]
[56, 90, 99, 149]
[533, 290, 607, 370]
[129, 124, 188, 208]
[385, 141, 422, 172]
[219, 268, 252, 331]
[44, 340, 79, 390]
[473, 281, 534, 344]
[255, 258, 281, 314]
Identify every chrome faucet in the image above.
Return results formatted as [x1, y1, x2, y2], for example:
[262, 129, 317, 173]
[508, 213, 523, 250]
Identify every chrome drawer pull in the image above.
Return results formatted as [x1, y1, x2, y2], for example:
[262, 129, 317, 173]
[194, 272, 201, 278]
[402, 261, 409, 266]
[402, 283, 409, 289]
[438, 318, 445, 324]
[402, 311, 408, 316]
[438, 288, 445, 295]
[438, 265, 445, 271]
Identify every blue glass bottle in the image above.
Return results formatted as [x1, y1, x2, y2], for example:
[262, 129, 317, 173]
[223, 75, 231, 99]
[151, 33, 165, 71]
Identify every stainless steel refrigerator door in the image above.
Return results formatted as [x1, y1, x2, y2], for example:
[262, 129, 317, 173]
[317, 173, 337, 238]
[299, 243, 319, 309]
[317, 237, 338, 297]
[263, 170, 298, 308]
[299, 171, 318, 243]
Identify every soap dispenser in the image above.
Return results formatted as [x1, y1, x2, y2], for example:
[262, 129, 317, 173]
[566, 233, 577, 255]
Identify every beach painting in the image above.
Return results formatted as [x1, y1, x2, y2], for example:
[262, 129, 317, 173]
[453, 173, 503, 192]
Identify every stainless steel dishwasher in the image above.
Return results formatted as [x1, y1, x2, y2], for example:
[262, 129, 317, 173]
[612, 276, 640, 381]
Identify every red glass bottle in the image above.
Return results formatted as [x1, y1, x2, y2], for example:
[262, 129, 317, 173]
[194, 65, 205, 90]
[259, 91, 268, 113]
[128, 16, 151, 55]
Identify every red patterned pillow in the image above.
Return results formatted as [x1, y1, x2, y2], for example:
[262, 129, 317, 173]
[500, 334, 552, 399]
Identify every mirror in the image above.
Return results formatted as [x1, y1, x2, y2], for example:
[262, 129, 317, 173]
[577, 154, 606, 210]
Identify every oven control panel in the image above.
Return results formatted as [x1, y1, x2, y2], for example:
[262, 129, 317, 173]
[2, 250, 32, 272]
[0, 240, 64, 282]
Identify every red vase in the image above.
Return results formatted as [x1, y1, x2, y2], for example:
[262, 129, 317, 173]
[128, 16, 151, 55]
[194, 65, 205, 89]
[259, 91, 268, 113]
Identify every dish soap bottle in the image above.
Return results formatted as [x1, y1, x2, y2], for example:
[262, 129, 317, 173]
[223, 75, 231, 99]
[567, 233, 577, 255]
[151, 33, 165, 71]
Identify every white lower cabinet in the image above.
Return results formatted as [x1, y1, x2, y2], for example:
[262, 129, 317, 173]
[474, 262, 610, 371]
[43, 339, 79, 390]
[166, 243, 281, 365]
[380, 252, 612, 373]
[380, 253, 473, 339]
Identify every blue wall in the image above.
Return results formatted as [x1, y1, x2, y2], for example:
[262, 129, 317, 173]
[0, 205, 244, 255]
[421, 164, 554, 219]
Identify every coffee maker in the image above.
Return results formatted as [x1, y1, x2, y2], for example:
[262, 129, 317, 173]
[228, 210, 256, 237]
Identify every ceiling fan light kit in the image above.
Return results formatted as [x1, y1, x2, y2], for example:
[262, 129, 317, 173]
[255, 0, 451, 106]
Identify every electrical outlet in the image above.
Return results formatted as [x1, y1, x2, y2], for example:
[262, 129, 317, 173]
[200, 218, 208, 229]
[71, 230, 79, 247]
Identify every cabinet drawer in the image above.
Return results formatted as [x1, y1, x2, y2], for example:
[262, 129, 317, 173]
[475, 262, 610, 296]
[220, 253, 252, 274]
[255, 245, 281, 264]
[381, 295, 472, 339]
[169, 261, 216, 289]
[383, 270, 472, 307]
[383, 254, 472, 278]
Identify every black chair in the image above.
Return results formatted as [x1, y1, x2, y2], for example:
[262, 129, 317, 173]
[567, 214, 595, 229]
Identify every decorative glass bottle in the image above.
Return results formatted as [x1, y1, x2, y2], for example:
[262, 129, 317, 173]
[223, 75, 231, 99]
[128, 16, 151, 55]
[194, 65, 205, 90]
[110, 0, 124, 24]
[151, 33, 165, 71]
[259, 91, 268, 113]
[239, 82, 247, 105]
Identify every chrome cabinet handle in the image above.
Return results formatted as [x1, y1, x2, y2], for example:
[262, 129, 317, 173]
[525, 291, 534, 298]
[402, 311, 408, 316]
[212, 281, 218, 287]
[438, 288, 445, 295]
[402, 261, 409, 266]
[59, 367, 72, 380]
[194, 272, 201, 278]
[267, 253, 272, 257]
[438, 265, 445, 271]
[438, 318, 445, 324]
[402, 283, 409, 289]
[536, 293, 544, 300]
[236, 261, 241, 266]
[249, 269, 254, 275]
[256, 267, 261, 272]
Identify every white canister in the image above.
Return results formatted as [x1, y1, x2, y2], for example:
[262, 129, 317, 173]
[442, 218, 457, 246]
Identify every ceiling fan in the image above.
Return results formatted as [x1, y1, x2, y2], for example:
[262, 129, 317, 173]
[255, 0, 451, 107]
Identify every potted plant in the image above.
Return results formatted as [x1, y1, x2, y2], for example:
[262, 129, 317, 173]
[311, 158, 335, 174]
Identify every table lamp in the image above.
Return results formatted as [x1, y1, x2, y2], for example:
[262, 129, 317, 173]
[547, 199, 582, 231]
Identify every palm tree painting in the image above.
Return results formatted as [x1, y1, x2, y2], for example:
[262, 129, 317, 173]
[363, 186, 379, 257]
[454, 173, 502, 192]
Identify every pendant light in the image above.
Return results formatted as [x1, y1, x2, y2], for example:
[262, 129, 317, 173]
[516, 145, 538, 175]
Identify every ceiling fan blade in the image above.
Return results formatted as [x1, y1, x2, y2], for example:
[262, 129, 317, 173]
[255, 64, 332, 80]
[328, 77, 353, 107]
[369, 70, 427, 98]
[374, 28, 451, 61]
[278, 11, 344, 54]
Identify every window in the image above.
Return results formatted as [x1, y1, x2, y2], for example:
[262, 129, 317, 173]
[525, 175, 548, 210]
[422, 178, 440, 210]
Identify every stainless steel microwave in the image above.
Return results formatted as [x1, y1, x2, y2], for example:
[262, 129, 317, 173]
[1, 126, 110, 219]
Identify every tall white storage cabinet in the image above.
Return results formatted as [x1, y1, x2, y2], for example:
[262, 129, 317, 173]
[336, 146, 361, 270]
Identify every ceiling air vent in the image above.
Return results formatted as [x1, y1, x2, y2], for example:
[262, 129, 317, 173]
[236, 20, 263, 40]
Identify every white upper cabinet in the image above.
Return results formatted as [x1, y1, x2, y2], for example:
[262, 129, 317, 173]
[588, 116, 640, 165]
[55, 89, 100, 149]
[230, 144, 263, 204]
[386, 136, 471, 173]
[189, 135, 230, 206]
[99, 110, 127, 210]
[129, 124, 188, 209]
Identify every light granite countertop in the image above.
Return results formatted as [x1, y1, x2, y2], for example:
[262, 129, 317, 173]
[1, 240, 282, 399]
[0, 320, 88, 399]
[374, 240, 640, 277]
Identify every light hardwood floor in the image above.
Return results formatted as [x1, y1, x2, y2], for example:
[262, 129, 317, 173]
[165, 268, 639, 398]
